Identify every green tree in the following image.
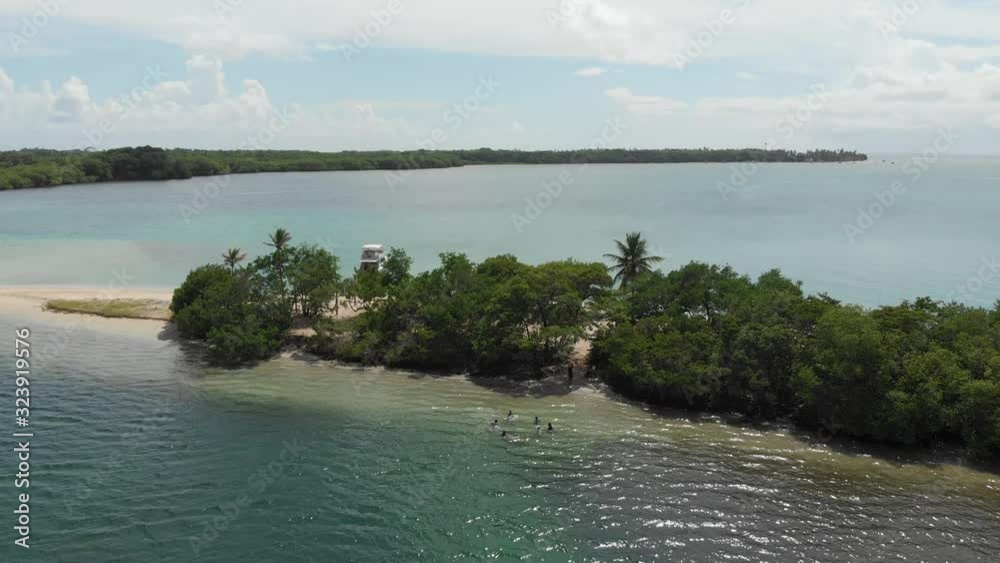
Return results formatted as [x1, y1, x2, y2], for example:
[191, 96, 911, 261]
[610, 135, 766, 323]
[958, 380, 1000, 455]
[265, 228, 293, 253]
[222, 248, 247, 272]
[604, 232, 664, 288]
[172, 260, 290, 364]
[264, 228, 293, 293]
[380, 247, 413, 288]
[287, 245, 340, 318]
[885, 347, 970, 444]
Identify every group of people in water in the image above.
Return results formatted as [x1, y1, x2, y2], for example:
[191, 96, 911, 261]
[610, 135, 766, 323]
[489, 410, 554, 439]
[485, 364, 580, 440]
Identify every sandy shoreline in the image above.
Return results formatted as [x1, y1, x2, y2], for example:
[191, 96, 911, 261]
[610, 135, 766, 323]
[0, 285, 173, 339]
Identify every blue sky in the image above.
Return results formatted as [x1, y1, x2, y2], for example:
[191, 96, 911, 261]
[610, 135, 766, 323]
[1, 0, 999, 154]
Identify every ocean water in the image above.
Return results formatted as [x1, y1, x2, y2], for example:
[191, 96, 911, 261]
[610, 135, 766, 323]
[1, 315, 998, 562]
[1, 160, 999, 307]
[2, 161, 1000, 561]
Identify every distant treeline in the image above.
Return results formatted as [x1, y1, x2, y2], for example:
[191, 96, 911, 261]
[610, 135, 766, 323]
[0, 146, 868, 191]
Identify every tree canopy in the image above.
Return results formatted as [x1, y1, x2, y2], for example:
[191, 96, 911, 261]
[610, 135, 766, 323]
[590, 263, 1000, 459]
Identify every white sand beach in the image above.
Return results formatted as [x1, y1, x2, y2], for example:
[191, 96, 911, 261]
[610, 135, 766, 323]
[0, 286, 173, 339]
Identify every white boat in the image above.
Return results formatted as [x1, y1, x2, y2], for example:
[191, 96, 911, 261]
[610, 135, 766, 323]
[360, 244, 386, 272]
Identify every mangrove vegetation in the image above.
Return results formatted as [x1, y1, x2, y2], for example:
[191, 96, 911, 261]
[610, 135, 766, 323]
[1, 146, 868, 190]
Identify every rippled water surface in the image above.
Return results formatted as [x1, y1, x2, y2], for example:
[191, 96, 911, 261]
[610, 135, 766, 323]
[3, 160, 1000, 560]
[3, 315, 999, 561]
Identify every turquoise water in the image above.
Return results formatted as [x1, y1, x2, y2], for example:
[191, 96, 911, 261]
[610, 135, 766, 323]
[1, 160, 999, 306]
[2, 314, 999, 561]
[2, 162, 1000, 561]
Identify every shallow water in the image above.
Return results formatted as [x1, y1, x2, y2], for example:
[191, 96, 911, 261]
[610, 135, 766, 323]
[3, 313, 999, 561]
[2, 160, 1000, 306]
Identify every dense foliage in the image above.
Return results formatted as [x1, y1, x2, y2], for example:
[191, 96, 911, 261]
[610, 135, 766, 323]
[590, 263, 1000, 458]
[0, 146, 868, 190]
[312, 253, 612, 373]
[170, 231, 340, 364]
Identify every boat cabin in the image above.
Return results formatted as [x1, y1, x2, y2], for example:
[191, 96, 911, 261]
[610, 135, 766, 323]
[360, 244, 386, 272]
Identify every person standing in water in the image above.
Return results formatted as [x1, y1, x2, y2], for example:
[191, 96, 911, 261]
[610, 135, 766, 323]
[547, 422, 554, 433]
[506, 410, 514, 421]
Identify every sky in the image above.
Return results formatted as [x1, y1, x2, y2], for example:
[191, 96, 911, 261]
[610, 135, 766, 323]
[1, 0, 999, 154]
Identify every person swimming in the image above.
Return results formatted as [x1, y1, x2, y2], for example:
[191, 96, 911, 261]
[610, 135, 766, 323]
[547, 422, 554, 433]
[490, 419, 499, 428]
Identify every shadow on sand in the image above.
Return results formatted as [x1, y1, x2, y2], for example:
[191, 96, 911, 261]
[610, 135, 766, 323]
[466, 372, 601, 398]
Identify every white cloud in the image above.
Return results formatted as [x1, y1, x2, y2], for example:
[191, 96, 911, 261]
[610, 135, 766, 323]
[0, 0, 997, 68]
[0, 60, 456, 151]
[603, 27, 1000, 147]
[50, 76, 90, 122]
[0, 58, 286, 146]
[605, 87, 687, 116]
[0, 69, 14, 95]
[2, 0, 1000, 151]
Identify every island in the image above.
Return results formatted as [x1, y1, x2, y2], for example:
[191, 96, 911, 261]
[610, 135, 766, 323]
[0, 146, 868, 191]
[19, 228, 988, 463]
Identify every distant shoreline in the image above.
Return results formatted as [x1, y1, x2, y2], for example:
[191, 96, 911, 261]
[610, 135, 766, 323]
[0, 146, 868, 191]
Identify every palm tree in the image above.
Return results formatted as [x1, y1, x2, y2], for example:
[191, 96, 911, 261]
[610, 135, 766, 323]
[222, 248, 246, 272]
[265, 228, 292, 253]
[265, 228, 293, 295]
[603, 232, 664, 288]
